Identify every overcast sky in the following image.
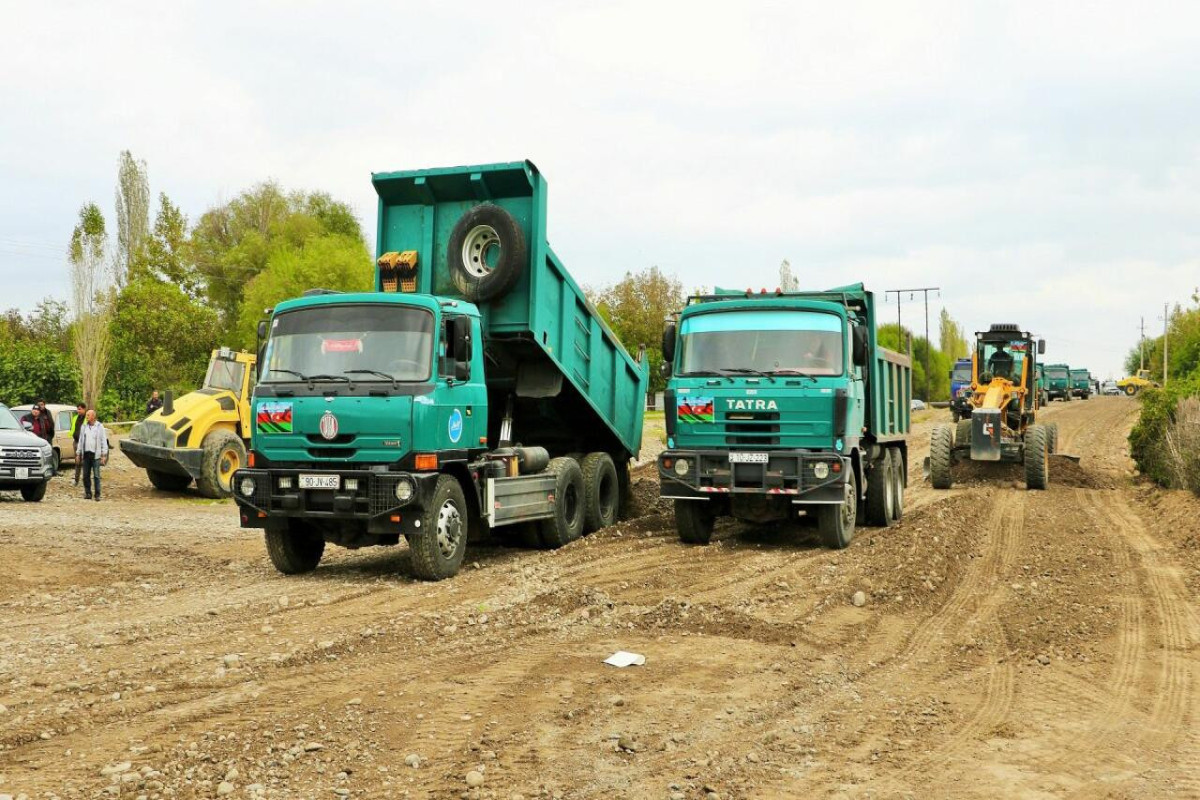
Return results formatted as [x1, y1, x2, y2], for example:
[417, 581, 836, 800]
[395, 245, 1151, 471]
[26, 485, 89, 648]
[2, 1, 1197, 379]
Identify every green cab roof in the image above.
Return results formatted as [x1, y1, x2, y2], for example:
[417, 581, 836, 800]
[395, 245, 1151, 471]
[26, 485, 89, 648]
[272, 291, 480, 317]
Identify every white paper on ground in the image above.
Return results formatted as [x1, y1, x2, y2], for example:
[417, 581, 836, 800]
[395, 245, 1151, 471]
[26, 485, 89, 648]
[603, 651, 646, 668]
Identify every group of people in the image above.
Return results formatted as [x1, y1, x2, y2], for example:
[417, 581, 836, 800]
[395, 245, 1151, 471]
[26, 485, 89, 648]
[21, 399, 111, 501]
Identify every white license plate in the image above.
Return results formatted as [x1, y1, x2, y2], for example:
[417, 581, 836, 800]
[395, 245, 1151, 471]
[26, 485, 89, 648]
[14, 467, 28, 479]
[728, 452, 769, 464]
[299, 474, 340, 490]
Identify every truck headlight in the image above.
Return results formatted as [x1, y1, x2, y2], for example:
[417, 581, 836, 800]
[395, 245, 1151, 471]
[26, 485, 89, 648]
[344, 478, 359, 492]
[394, 477, 415, 503]
[278, 476, 293, 490]
[239, 476, 256, 497]
[674, 459, 690, 477]
[813, 462, 830, 480]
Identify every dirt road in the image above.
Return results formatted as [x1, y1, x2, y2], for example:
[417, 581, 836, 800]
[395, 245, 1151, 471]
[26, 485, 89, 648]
[2, 397, 1198, 799]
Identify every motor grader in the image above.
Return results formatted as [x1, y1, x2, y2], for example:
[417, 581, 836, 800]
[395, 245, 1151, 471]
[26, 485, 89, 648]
[928, 323, 1059, 490]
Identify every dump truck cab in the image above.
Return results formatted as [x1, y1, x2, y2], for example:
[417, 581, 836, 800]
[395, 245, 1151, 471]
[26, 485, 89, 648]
[949, 357, 973, 422]
[121, 348, 255, 497]
[658, 284, 911, 549]
[1070, 368, 1092, 399]
[1045, 363, 1071, 401]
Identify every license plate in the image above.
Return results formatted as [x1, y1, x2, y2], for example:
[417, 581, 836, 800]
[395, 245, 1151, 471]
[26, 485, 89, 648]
[299, 474, 339, 490]
[728, 452, 769, 464]
[14, 467, 28, 479]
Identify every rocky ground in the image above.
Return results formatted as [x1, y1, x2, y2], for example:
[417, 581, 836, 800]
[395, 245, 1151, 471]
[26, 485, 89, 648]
[0, 397, 1198, 799]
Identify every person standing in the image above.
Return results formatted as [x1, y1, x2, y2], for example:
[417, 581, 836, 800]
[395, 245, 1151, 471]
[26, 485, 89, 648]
[146, 390, 163, 416]
[79, 409, 109, 501]
[71, 402, 87, 485]
[35, 399, 54, 438]
[22, 406, 54, 444]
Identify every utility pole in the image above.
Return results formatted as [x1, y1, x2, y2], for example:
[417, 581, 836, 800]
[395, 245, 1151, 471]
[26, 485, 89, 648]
[886, 287, 941, 401]
[1139, 317, 1146, 371]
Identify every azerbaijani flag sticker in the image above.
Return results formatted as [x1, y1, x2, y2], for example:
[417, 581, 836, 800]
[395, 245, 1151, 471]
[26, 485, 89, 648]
[256, 401, 293, 434]
[677, 395, 715, 424]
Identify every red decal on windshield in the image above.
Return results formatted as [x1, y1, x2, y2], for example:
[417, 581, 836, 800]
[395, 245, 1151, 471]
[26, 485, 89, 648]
[321, 339, 363, 353]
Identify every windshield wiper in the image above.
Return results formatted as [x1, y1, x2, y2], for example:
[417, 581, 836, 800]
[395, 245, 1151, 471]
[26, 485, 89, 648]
[717, 367, 776, 383]
[768, 368, 819, 382]
[268, 368, 310, 382]
[343, 369, 398, 388]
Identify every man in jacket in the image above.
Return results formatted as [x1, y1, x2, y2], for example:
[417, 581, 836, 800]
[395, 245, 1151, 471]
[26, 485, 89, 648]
[146, 390, 163, 416]
[71, 402, 86, 485]
[22, 406, 54, 444]
[79, 409, 109, 501]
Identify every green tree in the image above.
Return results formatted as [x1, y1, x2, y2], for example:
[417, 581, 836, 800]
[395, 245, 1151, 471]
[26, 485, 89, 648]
[236, 234, 373, 348]
[191, 184, 364, 331]
[877, 323, 949, 401]
[107, 279, 221, 417]
[0, 341, 79, 405]
[938, 308, 968, 360]
[137, 193, 201, 296]
[115, 150, 151, 287]
[69, 202, 114, 407]
[592, 266, 685, 393]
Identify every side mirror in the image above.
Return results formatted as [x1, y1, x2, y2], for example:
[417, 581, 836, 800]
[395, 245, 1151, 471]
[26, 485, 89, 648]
[257, 320, 268, 340]
[21, 420, 33, 431]
[452, 316, 473, 363]
[1037, 339, 1046, 355]
[661, 321, 676, 364]
[852, 325, 868, 367]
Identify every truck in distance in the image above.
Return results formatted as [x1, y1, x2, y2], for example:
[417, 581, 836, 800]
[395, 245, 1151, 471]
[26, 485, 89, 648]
[231, 161, 648, 580]
[657, 284, 912, 549]
[1070, 368, 1092, 399]
[1045, 363, 1071, 402]
[949, 357, 973, 422]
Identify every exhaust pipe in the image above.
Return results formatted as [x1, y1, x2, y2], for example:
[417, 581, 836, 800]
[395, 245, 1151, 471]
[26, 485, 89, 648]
[163, 390, 175, 417]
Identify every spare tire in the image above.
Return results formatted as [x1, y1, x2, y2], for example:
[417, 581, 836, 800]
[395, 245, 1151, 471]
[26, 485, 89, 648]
[447, 203, 527, 302]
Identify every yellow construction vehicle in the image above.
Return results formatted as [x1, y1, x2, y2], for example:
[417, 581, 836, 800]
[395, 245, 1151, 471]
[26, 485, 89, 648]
[120, 348, 255, 498]
[928, 324, 1064, 490]
[1116, 369, 1158, 397]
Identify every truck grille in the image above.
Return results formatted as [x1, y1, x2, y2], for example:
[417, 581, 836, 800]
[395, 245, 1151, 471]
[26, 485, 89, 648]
[724, 411, 780, 446]
[0, 447, 41, 467]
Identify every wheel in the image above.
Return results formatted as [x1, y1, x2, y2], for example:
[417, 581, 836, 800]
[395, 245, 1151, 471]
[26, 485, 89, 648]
[50, 448, 60, 475]
[147, 469, 193, 492]
[446, 203, 527, 302]
[408, 475, 469, 580]
[675, 499, 716, 544]
[264, 519, 325, 574]
[930, 424, 954, 490]
[951, 410, 960, 423]
[20, 481, 48, 502]
[196, 430, 247, 498]
[1124, 385, 1137, 396]
[537, 457, 585, 549]
[864, 450, 893, 527]
[1024, 425, 1049, 490]
[955, 419, 972, 447]
[579, 452, 619, 533]
[1047, 422, 1059, 454]
[888, 450, 905, 523]
[817, 469, 858, 549]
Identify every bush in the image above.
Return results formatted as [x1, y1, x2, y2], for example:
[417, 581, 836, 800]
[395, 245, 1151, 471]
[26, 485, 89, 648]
[0, 340, 80, 405]
[1129, 377, 1200, 493]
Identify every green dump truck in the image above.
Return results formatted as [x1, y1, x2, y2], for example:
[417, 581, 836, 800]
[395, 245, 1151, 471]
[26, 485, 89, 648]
[1046, 363, 1071, 401]
[232, 161, 649, 580]
[1070, 368, 1092, 400]
[657, 284, 912, 548]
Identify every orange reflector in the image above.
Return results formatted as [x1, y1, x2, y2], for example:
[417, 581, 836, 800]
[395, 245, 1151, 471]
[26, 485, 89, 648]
[479, 436, 487, 445]
[414, 453, 438, 471]
[390, 514, 401, 523]
[662, 458, 673, 469]
[832, 462, 842, 472]
[247, 451, 256, 468]
[257, 511, 267, 518]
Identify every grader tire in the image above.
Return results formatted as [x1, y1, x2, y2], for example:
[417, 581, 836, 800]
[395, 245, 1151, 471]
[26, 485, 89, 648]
[930, 424, 954, 490]
[1024, 425, 1049, 490]
[955, 419, 972, 447]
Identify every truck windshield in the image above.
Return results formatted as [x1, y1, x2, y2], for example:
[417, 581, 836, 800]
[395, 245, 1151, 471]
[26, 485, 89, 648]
[263, 304, 434, 384]
[1048, 368, 1068, 379]
[679, 310, 844, 376]
[952, 365, 971, 382]
[206, 358, 247, 396]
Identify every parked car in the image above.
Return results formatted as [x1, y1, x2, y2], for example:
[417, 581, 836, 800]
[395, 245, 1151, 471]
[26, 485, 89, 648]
[1101, 380, 1121, 396]
[911, 398, 927, 411]
[0, 402, 56, 501]
[11, 403, 79, 473]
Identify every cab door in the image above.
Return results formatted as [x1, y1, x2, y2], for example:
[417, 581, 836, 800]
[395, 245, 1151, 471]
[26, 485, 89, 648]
[56, 410, 76, 461]
[435, 315, 487, 454]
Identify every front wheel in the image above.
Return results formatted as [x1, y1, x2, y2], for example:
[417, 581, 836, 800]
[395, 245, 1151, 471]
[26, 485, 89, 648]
[1125, 385, 1137, 397]
[264, 520, 325, 574]
[196, 430, 247, 498]
[20, 481, 48, 502]
[408, 475, 469, 580]
[864, 449, 893, 527]
[817, 470, 858, 549]
[50, 449, 61, 475]
[675, 499, 716, 544]
[1024, 425, 1049, 490]
[930, 424, 954, 490]
[147, 469, 193, 492]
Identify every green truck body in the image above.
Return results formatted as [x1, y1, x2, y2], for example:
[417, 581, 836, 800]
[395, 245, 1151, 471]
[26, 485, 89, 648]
[657, 284, 912, 548]
[1069, 368, 1092, 399]
[233, 161, 649, 580]
[1046, 363, 1071, 401]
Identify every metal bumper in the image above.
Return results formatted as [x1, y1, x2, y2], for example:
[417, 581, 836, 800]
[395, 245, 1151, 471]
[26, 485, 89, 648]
[119, 439, 204, 479]
[231, 467, 439, 535]
[658, 449, 847, 504]
[0, 463, 52, 487]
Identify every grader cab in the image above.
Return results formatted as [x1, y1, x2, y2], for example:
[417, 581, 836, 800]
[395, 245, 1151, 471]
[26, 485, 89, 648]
[928, 324, 1064, 491]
